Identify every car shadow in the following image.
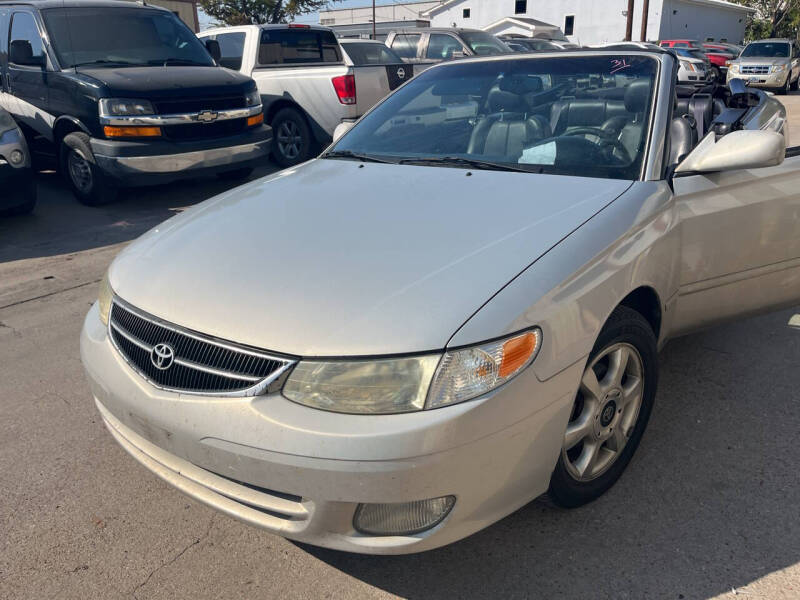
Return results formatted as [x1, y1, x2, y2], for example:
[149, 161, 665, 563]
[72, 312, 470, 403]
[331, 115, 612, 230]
[0, 165, 276, 264]
[300, 307, 800, 599]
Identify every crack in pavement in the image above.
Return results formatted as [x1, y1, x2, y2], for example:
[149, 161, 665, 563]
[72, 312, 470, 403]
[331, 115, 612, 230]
[130, 514, 216, 599]
[0, 279, 101, 311]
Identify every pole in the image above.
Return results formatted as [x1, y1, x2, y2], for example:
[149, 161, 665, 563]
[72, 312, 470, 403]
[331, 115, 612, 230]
[372, 0, 376, 39]
[640, 0, 650, 41]
[625, 0, 635, 41]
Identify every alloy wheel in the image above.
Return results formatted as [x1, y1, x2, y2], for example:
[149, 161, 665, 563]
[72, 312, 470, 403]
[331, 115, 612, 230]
[277, 120, 303, 160]
[562, 343, 645, 482]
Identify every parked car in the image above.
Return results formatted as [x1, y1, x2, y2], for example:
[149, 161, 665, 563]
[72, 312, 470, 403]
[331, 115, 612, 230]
[498, 36, 565, 53]
[338, 39, 414, 110]
[0, 0, 271, 206]
[199, 25, 405, 167]
[673, 49, 714, 84]
[659, 39, 704, 50]
[82, 48, 799, 554]
[727, 38, 800, 94]
[0, 106, 36, 216]
[386, 28, 512, 72]
[704, 42, 740, 58]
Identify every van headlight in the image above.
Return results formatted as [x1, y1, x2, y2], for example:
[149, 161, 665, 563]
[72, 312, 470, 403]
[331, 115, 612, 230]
[245, 89, 261, 107]
[282, 329, 542, 414]
[98, 272, 113, 326]
[99, 98, 155, 117]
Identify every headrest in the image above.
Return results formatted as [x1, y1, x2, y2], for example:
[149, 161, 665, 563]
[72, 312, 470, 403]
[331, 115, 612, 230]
[498, 75, 543, 95]
[624, 80, 651, 113]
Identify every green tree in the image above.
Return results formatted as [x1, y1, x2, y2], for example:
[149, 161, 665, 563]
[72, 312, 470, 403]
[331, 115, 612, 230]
[731, 0, 800, 40]
[200, 0, 338, 25]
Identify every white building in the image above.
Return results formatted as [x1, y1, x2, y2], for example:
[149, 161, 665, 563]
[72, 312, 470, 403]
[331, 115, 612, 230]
[423, 0, 755, 45]
[319, 1, 442, 27]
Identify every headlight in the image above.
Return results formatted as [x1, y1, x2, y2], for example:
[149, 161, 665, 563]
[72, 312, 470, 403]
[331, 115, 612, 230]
[99, 98, 155, 117]
[98, 272, 113, 326]
[772, 64, 787, 73]
[282, 329, 542, 414]
[680, 60, 695, 72]
[729, 63, 739, 73]
[245, 89, 261, 107]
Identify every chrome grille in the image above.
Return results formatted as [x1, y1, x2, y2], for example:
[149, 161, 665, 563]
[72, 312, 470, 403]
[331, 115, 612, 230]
[741, 65, 770, 75]
[109, 300, 295, 396]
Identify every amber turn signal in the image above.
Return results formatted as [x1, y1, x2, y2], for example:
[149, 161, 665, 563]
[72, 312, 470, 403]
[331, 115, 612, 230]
[247, 113, 264, 127]
[103, 126, 162, 138]
[499, 331, 541, 378]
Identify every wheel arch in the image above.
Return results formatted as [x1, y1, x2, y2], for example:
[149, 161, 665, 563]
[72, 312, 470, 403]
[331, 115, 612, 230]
[53, 116, 91, 147]
[616, 286, 662, 339]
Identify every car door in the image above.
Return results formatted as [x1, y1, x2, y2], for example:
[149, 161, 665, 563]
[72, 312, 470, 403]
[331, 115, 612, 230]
[6, 10, 51, 139]
[671, 144, 800, 335]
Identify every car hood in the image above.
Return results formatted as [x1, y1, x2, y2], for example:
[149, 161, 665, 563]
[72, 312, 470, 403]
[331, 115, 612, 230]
[737, 57, 789, 66]
[110, 160, 632, 357]
[74, 66, 253, 99]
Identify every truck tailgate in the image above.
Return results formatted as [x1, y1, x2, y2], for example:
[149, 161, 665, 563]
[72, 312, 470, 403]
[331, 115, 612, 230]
[353, 63, 414, 114]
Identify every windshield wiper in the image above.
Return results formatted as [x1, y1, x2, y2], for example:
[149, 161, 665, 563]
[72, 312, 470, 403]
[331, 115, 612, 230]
[149, 58, 209, 67]
[397, 156, 537, 173]
[322, 150, 398, 164]
[71, 60, 143, 68]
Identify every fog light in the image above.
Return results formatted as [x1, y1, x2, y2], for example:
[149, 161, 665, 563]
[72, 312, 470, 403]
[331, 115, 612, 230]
[353, 496, 455, 536]
[9, 149, 24, 165]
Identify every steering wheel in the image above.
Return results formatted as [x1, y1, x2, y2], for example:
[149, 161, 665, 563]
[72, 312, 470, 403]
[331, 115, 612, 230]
[563, 127, 632, 163]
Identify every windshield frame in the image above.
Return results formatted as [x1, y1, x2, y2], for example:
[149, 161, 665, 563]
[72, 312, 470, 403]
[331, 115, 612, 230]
[40, 6, 215, 70]
[326, 52, 665, 182]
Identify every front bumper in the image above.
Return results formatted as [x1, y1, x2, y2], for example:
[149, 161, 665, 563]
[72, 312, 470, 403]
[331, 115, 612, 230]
[90, 125, 272, 186]
[80, 302, 580, 554]
[728, 70, 789, 90]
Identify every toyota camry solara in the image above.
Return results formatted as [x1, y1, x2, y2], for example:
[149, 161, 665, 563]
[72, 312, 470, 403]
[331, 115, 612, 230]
[81, 49, 800, 554]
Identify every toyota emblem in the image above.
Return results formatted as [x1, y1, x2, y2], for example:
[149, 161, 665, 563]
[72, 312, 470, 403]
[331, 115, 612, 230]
[397, 67, 406, 79]
[151, 343, 175, 370]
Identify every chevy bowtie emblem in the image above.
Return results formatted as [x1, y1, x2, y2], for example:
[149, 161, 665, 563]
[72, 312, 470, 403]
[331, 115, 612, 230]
[151, 343, 175, 370]
[196, 110, 219, 123]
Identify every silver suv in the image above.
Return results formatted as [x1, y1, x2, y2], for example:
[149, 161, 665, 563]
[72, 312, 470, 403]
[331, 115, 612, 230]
[727, 38, 800, 94]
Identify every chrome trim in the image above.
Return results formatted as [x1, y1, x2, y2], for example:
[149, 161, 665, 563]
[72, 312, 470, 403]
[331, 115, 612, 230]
[93, 140, 269, 176]
[108, 297, 296, 398]
[100, 105, 262, 126]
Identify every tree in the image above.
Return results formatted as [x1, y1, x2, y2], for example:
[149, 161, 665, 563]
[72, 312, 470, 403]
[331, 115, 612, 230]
[200, 0, 338, 26]
[731, 0, 800, 40]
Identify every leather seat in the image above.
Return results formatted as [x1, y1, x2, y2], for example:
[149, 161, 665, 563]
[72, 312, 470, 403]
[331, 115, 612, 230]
[615, 80, 652, 160]
[668, 115, 698, 165]
[550, 98, 628, 136]
[467, 75, 552, 158]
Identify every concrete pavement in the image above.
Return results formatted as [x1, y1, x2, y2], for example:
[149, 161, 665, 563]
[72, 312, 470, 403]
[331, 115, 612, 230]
[2, 117, 800, 599]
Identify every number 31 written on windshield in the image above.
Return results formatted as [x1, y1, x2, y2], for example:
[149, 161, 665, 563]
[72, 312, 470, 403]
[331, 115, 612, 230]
[610, 58, 631, 74]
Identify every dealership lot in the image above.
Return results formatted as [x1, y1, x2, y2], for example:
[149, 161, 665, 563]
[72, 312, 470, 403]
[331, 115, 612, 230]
[2, 98, 800, 600]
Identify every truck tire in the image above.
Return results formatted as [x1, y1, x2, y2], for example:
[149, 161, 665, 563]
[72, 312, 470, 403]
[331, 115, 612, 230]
[270, 107, 312, 168]
[547, 306, 658, 508]
[0, 177, 37, 216]
[60, 132, 118, 206]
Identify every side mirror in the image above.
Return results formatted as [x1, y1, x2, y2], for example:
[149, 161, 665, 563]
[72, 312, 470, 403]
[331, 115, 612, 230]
[9, 40, 44, 68]
[675, 130, 785, 175]
[332, 121, 355, 143]
[205, 39, 222, 64]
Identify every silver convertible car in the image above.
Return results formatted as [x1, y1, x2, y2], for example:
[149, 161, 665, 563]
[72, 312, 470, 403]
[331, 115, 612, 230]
[81, 49, 800, 554]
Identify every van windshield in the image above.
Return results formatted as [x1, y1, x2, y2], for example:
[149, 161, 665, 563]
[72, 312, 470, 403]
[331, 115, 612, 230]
[41, 7, 214, 68]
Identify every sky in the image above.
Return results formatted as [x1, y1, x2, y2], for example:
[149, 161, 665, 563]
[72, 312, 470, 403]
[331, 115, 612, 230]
[199, 1, 414, 30]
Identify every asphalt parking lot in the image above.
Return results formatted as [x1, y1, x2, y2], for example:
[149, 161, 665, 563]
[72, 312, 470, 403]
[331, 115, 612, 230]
[2, 98, 800, 600]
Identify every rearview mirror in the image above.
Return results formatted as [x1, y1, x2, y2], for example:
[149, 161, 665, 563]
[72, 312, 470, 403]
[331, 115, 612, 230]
[675, 130, 785, 175]
[332, 121, 355, 143]
[9, 40, 45, 68]
[205, 39, 222, 63]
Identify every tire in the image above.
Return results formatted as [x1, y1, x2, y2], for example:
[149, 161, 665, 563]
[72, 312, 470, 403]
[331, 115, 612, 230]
[711, 66, 721, 83]
[0, 177, 37, 216]
[547, 305, 658, 508]
[216, 167, 254, 181]
[791, 76, 799, 92]
[60, 132, 118, 206]
[270, 107, 313, 168]
[778, 76, 790, 95]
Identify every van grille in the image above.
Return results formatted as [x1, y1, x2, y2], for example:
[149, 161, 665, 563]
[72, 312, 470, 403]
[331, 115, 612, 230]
[163, 118, 248, 141]
[154, 95, 247, 115]
[108, 300, 294, 395]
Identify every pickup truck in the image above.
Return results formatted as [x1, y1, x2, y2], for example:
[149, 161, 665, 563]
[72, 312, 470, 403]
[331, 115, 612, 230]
[199, 24, 411, 166]
[386, 28, 512, 73]
[0, 0, 271, 206]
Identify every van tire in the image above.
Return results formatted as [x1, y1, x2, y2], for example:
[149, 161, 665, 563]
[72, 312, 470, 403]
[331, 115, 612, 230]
[270, 107, 312, 168]
[61, 132, 118, 206]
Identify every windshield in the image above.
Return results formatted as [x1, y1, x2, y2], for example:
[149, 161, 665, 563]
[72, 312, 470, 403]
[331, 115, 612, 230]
[460, 32, 512, 56]
[741, 42, 790, 58]
[42, 8, 214, 68]
[342, 42, 404, 65]
[328, 55, 658, 180]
